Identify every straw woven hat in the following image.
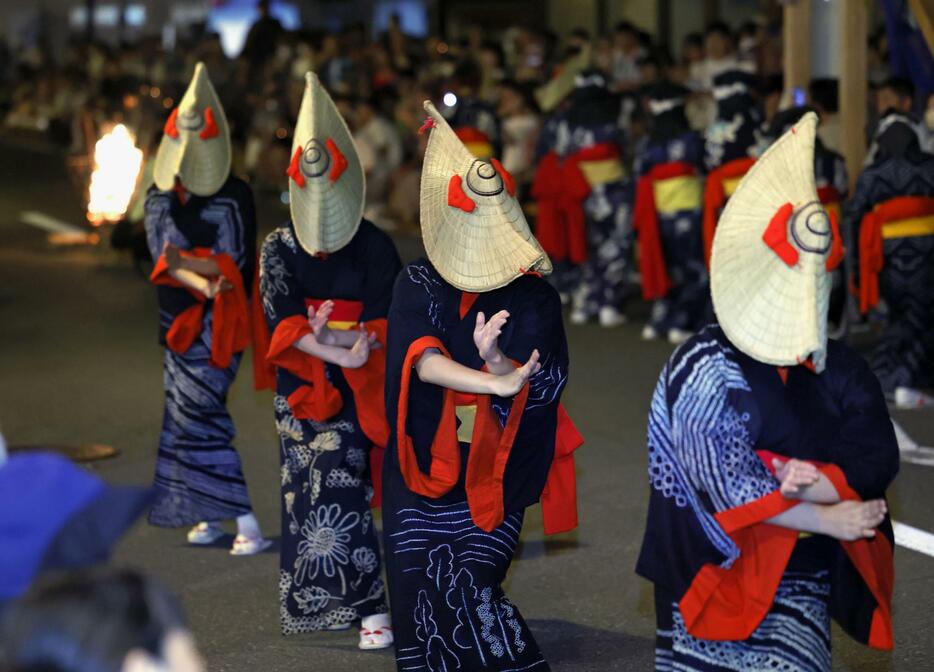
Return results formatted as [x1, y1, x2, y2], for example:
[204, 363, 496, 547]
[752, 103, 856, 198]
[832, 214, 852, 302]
[420, 100, 551, 292]
[287, 72, 365, 255]
[535, 44, 591, 113]
[710, 112, 834, 372]
[153, 62, 231, 197]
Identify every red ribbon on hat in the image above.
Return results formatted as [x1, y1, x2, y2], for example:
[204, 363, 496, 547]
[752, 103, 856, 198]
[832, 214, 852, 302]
[200, 106, 219, 139]
[287, 147, 306, 188]
[164, 108, 179, 138]
[326, 138, 348, 183]
[762, 202, 799, 267]
[490, 158, 516, 197]
[418, 117, 436, 135]
[448, 175, 476, 213]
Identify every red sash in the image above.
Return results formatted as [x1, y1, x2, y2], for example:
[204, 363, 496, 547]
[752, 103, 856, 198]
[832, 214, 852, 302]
[531, 143, 621, 264]
[150, 248, 250, 369]
[393, 337, 582, 533]
[858, 195, 934, 313]
[633, 161, 699, 300]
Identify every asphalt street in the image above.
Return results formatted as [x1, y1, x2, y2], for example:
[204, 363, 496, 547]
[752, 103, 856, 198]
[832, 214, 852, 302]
[1, 136, 932, 671]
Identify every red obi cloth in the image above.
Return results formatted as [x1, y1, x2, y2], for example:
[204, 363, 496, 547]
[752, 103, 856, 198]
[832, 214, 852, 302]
[455, 127, 494, 160]
[262, 298, 391, 451]
[531, 143, 622, 265]
[859, 195, 934, 313]
[702, 156, 757, 266]
[393, 336, 584, 534]
[633, 161, 701, 300]
[150, 247, 250, 369]
[680, 450, 894, 649]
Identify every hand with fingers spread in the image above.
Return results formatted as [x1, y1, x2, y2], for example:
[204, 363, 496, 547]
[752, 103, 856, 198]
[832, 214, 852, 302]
[773, 458, 820, 498]
[473, 310, 510, 367]
[308, 301, 336, 345]
[489, 349, 541, 397]
[340, 324, 378, 369]
[818, 499, 888, 541]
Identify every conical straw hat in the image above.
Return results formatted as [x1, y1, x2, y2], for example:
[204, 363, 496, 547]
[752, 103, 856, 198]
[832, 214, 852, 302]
[287, 72, 365, 255]
[153, 62, 231, 197]
[420, 100, 551, 293]
[535, 44, 591, 113]
[711, 112, 834, 372]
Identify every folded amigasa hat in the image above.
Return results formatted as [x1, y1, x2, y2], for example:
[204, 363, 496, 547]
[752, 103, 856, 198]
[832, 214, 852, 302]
[287, 72, 365, 256]
[420, 100, 552, 292]
[711, 111, 844, 372]
[153, 62, 231, 197]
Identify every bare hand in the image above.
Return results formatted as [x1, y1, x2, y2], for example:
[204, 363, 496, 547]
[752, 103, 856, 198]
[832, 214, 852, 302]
[308, 301, 336, 345]
[204, 276, 233, 299]
[341, 325, 377, 369]
[489, 349, 540, 397]
[773, 458, 820, 498]
[474, 310, 509, 365]
[164, 243, 183, 271]
[819, 499, 887, 541]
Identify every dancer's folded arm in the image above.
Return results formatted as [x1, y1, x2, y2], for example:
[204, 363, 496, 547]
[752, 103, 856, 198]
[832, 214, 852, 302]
[415, 348, 540, 397]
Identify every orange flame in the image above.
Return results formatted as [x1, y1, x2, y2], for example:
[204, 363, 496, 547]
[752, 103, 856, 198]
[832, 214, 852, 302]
[87, 124, 143, 225]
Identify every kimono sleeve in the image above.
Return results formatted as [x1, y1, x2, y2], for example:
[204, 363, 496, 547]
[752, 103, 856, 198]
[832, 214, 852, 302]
[669, 348, 792, 534]
[825, 351, 899, 500]
[259, 230, 307, 334]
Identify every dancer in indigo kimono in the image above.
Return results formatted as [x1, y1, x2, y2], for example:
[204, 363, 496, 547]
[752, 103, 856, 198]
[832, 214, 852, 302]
[846, 111, 934, 408]
[632, 82, 707, 343]
[145, 63, 271, 556]
[637, 113, 897, 672]
[702, 68, 762, 264]
[382, 101, 583, 671]
[532, 68, 632, 327]
[259, 73, 400, 647]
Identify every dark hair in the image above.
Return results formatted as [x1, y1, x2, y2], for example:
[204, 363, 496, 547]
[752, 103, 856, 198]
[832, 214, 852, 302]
[683, 32, 703, 49]
[878, 76, 915, 102]
[570, 27, 591, 42]
[614, 21, 638, 36]
[1, 569, 187, 672]
[451, 58, 483, 90]
[808, 77, 839, 113]
[705, 21, 733, 41]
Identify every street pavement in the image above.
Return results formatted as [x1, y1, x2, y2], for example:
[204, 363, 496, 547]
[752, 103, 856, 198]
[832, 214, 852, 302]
[1, 137, 932, 671]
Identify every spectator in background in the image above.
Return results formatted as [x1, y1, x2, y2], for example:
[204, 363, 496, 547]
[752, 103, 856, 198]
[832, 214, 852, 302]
[876, 76, 915, 116]
[497, 79, 540, 193]
[354, 94, 404, 228]
[809, 77, 842, 153]
[689, 22, 738, 93]
[241, 0, 283, 69]
[611, 21, 646, 91]
[1, 569, 204, 672]
[441, 58, 502, 160]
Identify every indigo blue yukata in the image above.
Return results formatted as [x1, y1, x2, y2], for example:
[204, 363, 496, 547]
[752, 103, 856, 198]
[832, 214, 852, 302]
[260, 219, 401, 634]
[846, 118, 934, 395]
[637, 327, 897, 671]
[382, 260, 570, 671]
[533, 84, 633, 319]
[144, 177, 256, 528]
[633, 118, 708, 335]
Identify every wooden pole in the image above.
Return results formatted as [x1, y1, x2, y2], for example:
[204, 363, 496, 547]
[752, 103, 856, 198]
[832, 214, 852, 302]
[840, 0, 868, 191]
[782, 0, 811, 101]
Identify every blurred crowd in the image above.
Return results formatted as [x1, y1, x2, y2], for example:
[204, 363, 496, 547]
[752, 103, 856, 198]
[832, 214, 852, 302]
[3, 4, 930, 232]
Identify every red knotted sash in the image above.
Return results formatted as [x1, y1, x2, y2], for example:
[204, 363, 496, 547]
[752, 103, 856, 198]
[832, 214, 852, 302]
[858, 195, 934, 313]
[702, 156, 757, 266]
[633, 161, 699, 300]
[680, 449, 893, 649]
[394, 337, 582, 533]
[150, 248, 250, 369]
[531, 143, 622, 264]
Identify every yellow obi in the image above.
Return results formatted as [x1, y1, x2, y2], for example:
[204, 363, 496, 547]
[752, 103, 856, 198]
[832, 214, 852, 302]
[455, 403, 478, 443]
[465, 142, 494, 161]
[580, 158, 627, 187]
[823, 202, 841, 222]
[722, 175, 743, 197]
[882, 214, 934, 239]
[653, 175, 704, 215]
